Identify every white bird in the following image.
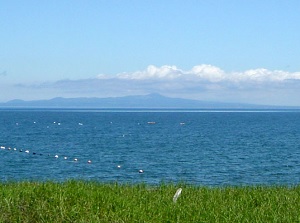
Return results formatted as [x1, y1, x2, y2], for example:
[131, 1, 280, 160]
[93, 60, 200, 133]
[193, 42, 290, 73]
[173, 188, 182, 203]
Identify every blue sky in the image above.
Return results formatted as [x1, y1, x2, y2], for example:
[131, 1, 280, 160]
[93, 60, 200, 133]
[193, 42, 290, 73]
[1, 0, 300, 105]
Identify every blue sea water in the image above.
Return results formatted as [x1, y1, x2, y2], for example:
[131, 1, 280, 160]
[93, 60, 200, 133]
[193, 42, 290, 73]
[1, 108, 300, 186]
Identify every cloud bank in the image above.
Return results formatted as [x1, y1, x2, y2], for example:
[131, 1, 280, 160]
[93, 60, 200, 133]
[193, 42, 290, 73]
[109, 64, 300, 85]
[14, 65, 300, 106]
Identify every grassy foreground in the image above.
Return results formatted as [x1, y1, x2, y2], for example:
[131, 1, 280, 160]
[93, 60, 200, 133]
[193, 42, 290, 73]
[1, 181, 300, 222]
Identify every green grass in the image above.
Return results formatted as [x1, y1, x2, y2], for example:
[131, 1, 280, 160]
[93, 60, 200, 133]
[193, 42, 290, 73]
[1, 181, 300, 222]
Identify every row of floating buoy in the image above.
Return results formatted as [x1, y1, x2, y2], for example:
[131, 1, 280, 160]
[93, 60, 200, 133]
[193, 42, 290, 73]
[14, 121, 186, 127]
[0, 145, 144, 173]
[0, 145, 92, 164]
[14, 121, 84, 127]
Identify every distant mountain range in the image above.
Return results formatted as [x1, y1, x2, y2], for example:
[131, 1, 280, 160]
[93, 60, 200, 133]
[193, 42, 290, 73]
[0, 93, 297, 109]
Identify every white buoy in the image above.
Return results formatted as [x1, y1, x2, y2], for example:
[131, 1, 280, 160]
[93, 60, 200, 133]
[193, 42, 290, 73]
[87, 160, 92, 164]
[139, 169, 144, 173]
[25, 150, 30, 153]
[55, 155, 59, 158]
[117, 165, 121, 168]
[74, 158, 78, 162]
[64, 157, 68, 160]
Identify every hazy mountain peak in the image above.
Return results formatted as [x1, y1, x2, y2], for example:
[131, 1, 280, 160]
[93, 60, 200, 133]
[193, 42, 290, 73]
[0, 93, 295, 109]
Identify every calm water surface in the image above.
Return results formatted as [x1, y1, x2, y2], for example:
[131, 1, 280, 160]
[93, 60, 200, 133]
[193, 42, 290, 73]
[1, 109, 300, 186]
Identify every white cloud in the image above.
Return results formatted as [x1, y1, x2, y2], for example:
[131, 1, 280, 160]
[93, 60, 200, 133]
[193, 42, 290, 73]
[231, 68, 300, 83]
[13, 64, 300, 106]
[113, 65, 183, 80]
[190, 65, 225, 82]
[96, 64, 300, 84]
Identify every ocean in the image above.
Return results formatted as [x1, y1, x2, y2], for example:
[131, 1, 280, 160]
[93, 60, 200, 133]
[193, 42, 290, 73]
[1, 108, 300, 186]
